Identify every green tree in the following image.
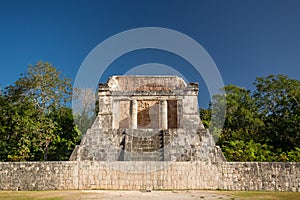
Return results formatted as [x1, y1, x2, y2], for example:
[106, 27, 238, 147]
[254, 75, 300, 152]
[0, 61, 79, 161]
[0, 96, 44, 161]
[212, 85, 264, 145]
[6, 61, 72, 113]
[205, 75, 300, 162]
[47, 107, 81, 161]
[199, 107, 211, 129]
[287, 147, 300, 162]
[222, 140, 274, 161]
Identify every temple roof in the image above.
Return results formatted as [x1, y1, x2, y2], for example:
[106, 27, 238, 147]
[105, 75, 188, 91]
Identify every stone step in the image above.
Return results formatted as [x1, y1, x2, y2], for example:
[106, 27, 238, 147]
[124, 151, 164, 161]
[131, 148, 163, 152]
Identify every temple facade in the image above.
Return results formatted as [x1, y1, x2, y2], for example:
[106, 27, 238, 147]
[70, 76, 225, 162]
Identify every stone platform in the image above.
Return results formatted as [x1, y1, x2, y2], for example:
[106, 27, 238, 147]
[70, 76, 225, 162]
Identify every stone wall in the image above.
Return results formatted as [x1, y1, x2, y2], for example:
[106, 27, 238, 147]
[0, 162, 78, 190]
[221, 162, 300, 192]
[0, 161, 300, 191]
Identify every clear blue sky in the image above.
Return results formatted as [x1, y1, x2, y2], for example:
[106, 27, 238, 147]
[1, 0, 300, 107]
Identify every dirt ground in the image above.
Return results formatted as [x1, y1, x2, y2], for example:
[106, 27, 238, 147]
[3, 190, 300, 200]
[0, 190, 237, 200]
[77, 190, 234, 200]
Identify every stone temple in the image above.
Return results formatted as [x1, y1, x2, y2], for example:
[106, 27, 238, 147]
[70, 76, 225, 162]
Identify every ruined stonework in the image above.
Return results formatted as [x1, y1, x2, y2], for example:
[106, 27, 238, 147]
[1, 76, 300, 192]
[1, 161, 300, 191]
[70, 76, 225, 162]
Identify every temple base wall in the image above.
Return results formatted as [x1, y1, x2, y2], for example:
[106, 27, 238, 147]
[0, 161, 300, 192]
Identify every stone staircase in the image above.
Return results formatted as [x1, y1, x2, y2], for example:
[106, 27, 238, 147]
[122, 130, 165, 161]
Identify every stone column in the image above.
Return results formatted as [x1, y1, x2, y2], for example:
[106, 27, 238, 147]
[161, 100, 168, 129]
[112, 101, 119, 129]
[131, 99, 138, 129]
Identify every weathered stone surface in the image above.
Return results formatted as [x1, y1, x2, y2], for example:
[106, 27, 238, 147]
[0, 162, 78, 190]
[69, 76, 224, 162]
[1, 161, 300, 191]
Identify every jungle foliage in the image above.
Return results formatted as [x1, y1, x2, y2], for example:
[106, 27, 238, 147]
[0, 61, 81, 161]
[200, 75, 300, 161]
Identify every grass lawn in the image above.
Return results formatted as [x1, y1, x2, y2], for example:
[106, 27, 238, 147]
[218, 190, 300, 200]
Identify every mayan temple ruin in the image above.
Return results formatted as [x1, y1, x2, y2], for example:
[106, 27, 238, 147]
[70, 75, 225, 162]
[1, 75, 300, 191]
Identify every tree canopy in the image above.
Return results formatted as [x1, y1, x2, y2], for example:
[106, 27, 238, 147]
[0, 61, 80, 161]
[201, 75, 300, 161]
